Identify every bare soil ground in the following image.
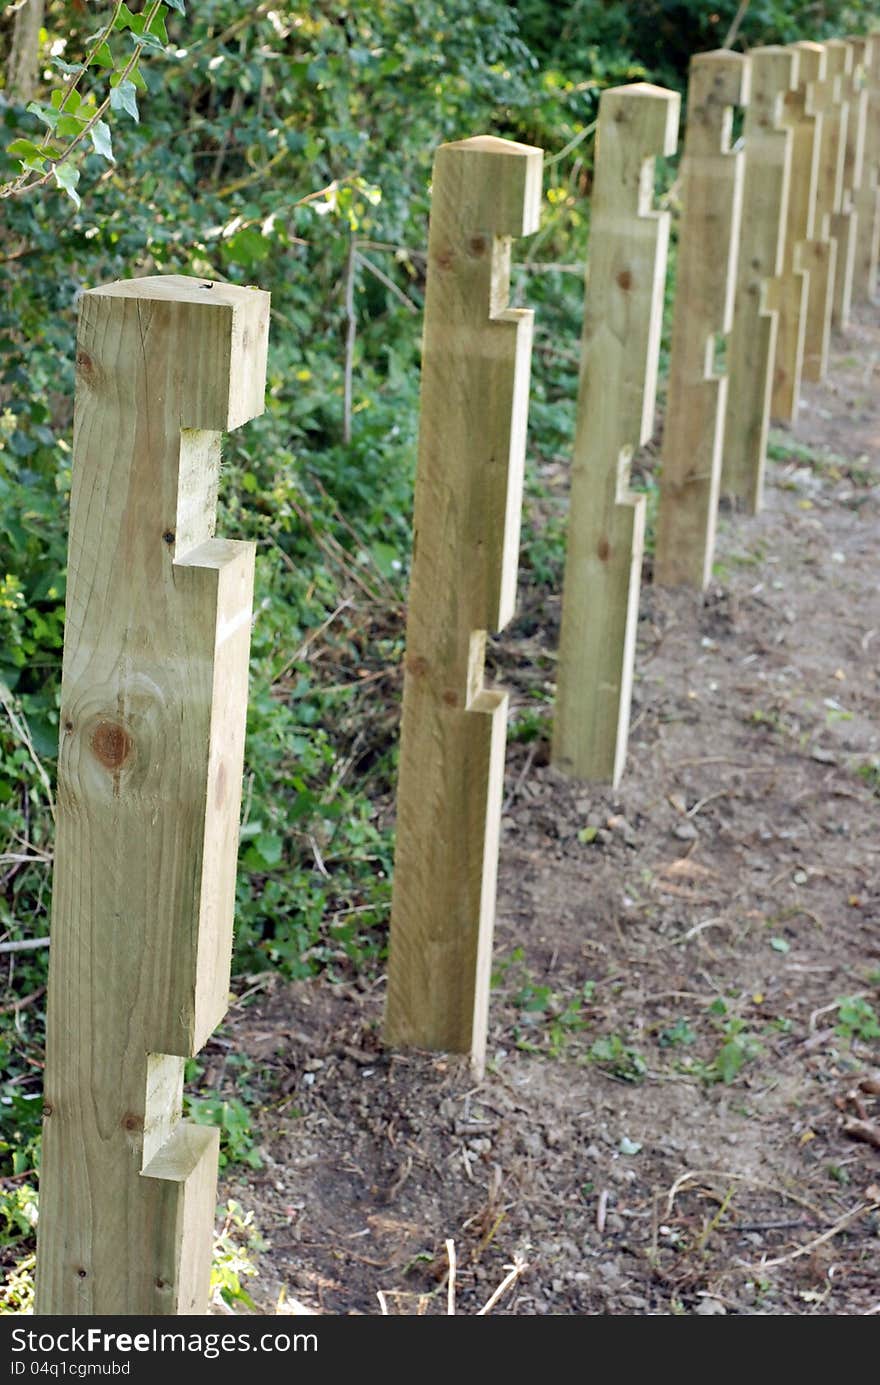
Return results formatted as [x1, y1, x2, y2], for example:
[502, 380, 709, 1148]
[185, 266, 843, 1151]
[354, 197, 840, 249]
[216, 305, 880, 1316]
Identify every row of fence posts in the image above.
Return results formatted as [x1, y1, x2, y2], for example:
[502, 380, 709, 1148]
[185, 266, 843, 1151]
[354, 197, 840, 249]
[35, 34, 880, 1315]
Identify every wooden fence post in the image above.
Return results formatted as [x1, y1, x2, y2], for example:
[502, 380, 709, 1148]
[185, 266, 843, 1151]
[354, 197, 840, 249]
[830, 37, 869, 328]
[852, 34, 880, 302]
[722, 46, 798, 513]
[800, 38, 850, 381]
[552, 84, 679, 786]
[769, 42, 826, 423]
[384, 137, 542, 1076]
[654, 50, 749, 589]
[35, 276, 269, 1315]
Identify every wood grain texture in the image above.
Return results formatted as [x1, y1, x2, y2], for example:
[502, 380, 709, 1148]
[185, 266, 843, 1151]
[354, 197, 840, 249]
[553, 84, 679, 786]
[35, 275, 269, 1315]
[722, 47, 798, 513]
[853, 35, 880, 301]
[384, 137, 542, 1075]
[801, 39, 850, 381]
[769, 42, 826, 422]
[830, 38, 869, 328]
[654, 51, 749, 589]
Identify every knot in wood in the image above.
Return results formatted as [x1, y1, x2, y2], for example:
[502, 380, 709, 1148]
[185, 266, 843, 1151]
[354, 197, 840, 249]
[616, 269, 633, 291]
[597, 537, 612, 562]
[90, 720, 133, 771]
[468, 235, 488, 257]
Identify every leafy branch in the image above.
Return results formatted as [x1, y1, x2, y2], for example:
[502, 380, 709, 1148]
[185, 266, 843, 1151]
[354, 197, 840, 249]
[1, 0, 184, 207]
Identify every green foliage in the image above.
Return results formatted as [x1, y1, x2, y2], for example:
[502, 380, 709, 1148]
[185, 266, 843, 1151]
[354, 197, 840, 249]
[211, 1200, 267, 1312]
[186, 1094, 263, 1171]
[0, 1250, 35, 1313]
[588, 1032, 647, 1082]
[857, 761, 880, 795]
[658, 1017, 696, 1048]
[835, 995, 880, 1043]
[704, 1001, 762, 1084]
[0, 1182, 38, 1246]
[1, 11, 876, 1295]
[3, 1, 186, 205]
[514, 1, 880, 90]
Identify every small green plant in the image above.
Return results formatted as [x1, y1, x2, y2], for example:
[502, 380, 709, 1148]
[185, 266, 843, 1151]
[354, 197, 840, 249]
[588, 1033, 647, 1083]
[835, 995, 880, 1044]
[658, 1018, 696, 1048]
[710, 1016, 762, 1084]
[0, 1182, 38, 1246]
[508, 707, 552, 745]
[211, 1200, 267, 1313]
[0, 1083, 43, 1179]
[186, 1095, 263, 1171]
[679, 1000, 762, 1085]
[857, 762, 880, 796]
[0, 1251, 35, 1314]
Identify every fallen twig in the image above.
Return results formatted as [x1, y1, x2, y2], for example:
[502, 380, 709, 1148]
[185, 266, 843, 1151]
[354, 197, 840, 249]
[748, 1199, 880, 1270]
[0, 985, 46, 1015]
[477, 1254, 528, 1316]
[843, 1119, 880, 1150]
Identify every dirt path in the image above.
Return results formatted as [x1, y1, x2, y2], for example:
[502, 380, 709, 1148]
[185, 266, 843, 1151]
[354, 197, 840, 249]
[219, 305, 880, 1317]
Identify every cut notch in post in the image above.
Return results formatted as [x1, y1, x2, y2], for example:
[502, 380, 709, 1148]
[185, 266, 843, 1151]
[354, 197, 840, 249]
[35, 275, 269, 1316]
[384, 135, 542, 1077]
[552, 82, 680, 787]
[654, 50, 749, 590]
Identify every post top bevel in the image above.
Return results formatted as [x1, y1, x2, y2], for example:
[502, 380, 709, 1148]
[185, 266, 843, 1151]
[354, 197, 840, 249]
[85, 274, 269, 313]
[441, 134, 542, 160]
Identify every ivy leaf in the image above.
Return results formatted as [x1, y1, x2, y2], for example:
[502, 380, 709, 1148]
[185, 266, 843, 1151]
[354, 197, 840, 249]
[55, 114, 87, 139]
[90, 42, 114, 69]
[7, 139, 47, 173]
[52, 162, 81, 209]
[148, 8, 169, 43]
[50, 59, 86, 77]
[89, 121, 115, 164]
[26, 101, 59, 132]
[222, 227, 271, 268]
[115, 3, 145, 34]
[51, 87, 82, 114]
[127, 29, 167, 52]
[109, 80, 139, 122]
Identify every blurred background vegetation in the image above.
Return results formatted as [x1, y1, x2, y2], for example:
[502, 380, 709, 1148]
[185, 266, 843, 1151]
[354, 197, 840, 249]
[1, 0, 878, 1308]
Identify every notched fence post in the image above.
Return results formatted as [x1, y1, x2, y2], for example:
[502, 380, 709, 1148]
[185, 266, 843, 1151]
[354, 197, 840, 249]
[35, 275, 269, 1315]
[800, 38, 850, 382]
[851, 34, 880, 303]
[830, 37, 869, 329]
[723, 46, 798, 514]
[384, 137, 542, 1077]
[654, 50, 749, 589]
[552, 83, 679, 786]
[770, 42, 826, 424]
